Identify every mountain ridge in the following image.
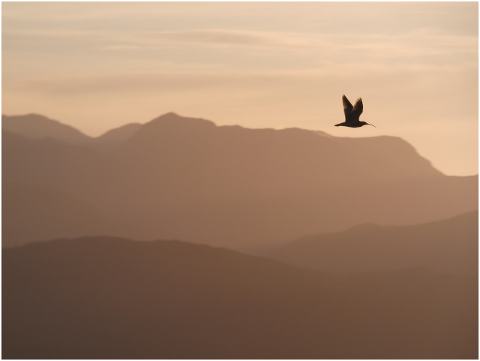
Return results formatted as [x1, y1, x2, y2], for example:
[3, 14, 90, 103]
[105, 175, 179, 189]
[2, 113, 91, 144]
[3, 112, 477, 250]
[268, 210, 478, 275]
[0, 111, 447, 177]
[2, 113, 142, 151]
[3, 235, 477, 359]
[0, 112, 464, 181]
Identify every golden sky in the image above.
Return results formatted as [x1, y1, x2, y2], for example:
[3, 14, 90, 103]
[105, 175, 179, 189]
[2, 2, 478, 175]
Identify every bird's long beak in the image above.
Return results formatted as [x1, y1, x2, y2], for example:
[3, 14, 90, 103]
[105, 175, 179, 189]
[368, 123, 376, 128]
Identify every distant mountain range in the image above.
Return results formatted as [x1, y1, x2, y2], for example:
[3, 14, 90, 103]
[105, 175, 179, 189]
[2, 113, 141, 151]
[269, 210, 478, 275]
[2, 114, 91, 144]
[2, 112, 477, 250]
[3, 113, 477, 358]
[3, 236, 477, 359]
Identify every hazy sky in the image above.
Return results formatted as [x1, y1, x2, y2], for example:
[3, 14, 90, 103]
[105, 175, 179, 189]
[2, 2, 478, 175]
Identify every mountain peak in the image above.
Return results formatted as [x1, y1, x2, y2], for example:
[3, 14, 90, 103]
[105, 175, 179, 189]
[3, 113, 63, 126]
[151, 112, 216, 126]
[158, 112, 182, 118]
[137, 112, 217, 137]
[2, 113, 90, 144]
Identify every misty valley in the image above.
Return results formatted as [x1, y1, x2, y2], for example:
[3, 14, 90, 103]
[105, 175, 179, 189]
[2, 113, 478, 359]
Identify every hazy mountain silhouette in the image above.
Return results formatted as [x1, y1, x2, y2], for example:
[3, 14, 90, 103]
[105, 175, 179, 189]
[3, 113, 477, 250]
[93, 122, 142, 151]
[269, 211, 478, 275]
[2, 114, 91, 145]
[3, 236, 477, 359]
[2, 113, 142, 151]
[2, 181, 123, 247]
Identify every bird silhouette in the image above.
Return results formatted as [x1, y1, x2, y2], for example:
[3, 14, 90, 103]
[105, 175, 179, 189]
[335, 95, 375, 128]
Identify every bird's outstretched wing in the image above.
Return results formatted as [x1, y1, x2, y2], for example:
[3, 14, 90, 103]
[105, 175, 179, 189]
[351, 98, 363, 119]
[342, 95, 353, 120]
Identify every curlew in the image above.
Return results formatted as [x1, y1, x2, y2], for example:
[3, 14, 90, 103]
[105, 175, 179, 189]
[335, 95, 375, 128]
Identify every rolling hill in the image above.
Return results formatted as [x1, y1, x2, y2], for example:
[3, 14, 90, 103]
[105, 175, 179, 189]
[3, 236, 477, 359]
[268, 211, 478, 275]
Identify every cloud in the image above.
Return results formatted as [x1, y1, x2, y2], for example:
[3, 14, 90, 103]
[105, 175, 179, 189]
[4, 24, 475, 68]
[2, 2, 137, 22]
[311, 31, 477, 66]
[2, 28, 310, 60]
[139, 29, 283, 47]
[98, 45, 140, 51]
[7, 62, 474, 99]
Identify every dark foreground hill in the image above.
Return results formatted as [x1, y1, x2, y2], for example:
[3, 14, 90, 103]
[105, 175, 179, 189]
[269, 211, 479, 275]
[3, 113, 478, 250]
[3, 237, 477, 359]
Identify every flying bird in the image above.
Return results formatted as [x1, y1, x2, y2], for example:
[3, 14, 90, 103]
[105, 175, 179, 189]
[335, 95, 375, 128]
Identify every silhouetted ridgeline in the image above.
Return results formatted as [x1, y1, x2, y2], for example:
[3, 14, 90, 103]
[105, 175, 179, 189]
[3, 237, 477, 359]
[269, 211, 478, 275]
[2, 114, 141, 151]
[2, 114, 91, 145]
[2, 112, 477, 250]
